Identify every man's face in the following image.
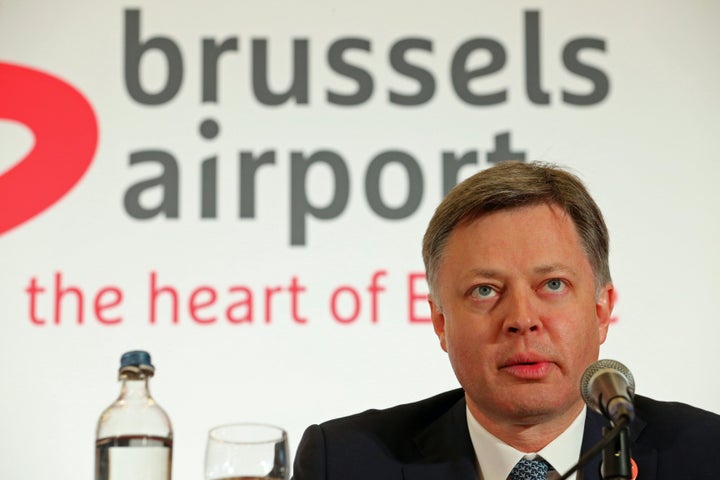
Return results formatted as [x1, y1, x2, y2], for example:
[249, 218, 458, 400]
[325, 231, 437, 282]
[430, 203, 614, 429]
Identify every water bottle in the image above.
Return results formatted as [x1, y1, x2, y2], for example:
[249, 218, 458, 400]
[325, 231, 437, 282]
[95, 350, 173, 480]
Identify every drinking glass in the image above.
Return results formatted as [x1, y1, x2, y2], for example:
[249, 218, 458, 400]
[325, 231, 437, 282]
[204, 423, 289, 480]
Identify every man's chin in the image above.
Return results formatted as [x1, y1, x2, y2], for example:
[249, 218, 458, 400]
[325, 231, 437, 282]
[504, 396, 586, 425]
[471, 392, 582, 426]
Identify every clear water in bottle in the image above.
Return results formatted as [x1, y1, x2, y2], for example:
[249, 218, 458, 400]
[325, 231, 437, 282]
[95, 350, 173, 480]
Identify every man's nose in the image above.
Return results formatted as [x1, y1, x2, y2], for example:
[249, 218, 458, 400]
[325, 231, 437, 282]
[502, 288, 541, 334]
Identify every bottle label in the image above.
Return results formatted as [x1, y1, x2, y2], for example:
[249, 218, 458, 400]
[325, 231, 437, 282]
[108, 446, 169, 480]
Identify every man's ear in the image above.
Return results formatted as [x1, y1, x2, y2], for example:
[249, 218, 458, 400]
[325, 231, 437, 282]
[429, 298, 448, 352]
[596, 283, 616, 344]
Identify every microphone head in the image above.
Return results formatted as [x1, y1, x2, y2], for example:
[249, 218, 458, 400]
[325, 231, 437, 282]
[580, 359, 635, 414]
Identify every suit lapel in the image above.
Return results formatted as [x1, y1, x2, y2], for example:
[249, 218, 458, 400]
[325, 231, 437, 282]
[402, 397, 478, 480]
[580, 408, 657, 480]
[579, 410, 606, 480]
[627, 409, 656, 480]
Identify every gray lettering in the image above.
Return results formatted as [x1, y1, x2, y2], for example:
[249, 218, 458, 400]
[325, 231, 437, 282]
[487, 132, 526, 164]
[451, 38, 506, 105]
[124, 150, 180, 218]
[124, 9, 183, 105]
[202, 38, 239, 103]
[201, 157, 217, 218]
[365, 151, 423, 219]
[442, 151, 479, 196]
[327, 38, 373, 105]
[239, 151, 276, 218]
[525, 10, 551, 105]
[290, 151, 349, 245]
[562, 38, 609, 105]
[389, 38, 435, 106]
[253, 39, 309, 105]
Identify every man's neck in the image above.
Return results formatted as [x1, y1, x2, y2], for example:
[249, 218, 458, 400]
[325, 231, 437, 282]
[466, 397, 586, 452]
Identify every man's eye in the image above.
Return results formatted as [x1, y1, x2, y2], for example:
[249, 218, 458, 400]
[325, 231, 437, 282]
[545, 279, 566, 292]
[471, 285, 497, 299]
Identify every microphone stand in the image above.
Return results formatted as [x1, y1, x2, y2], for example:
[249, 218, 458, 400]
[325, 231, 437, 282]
[600, 423, 632, 480]
[557, 417, 630, 480]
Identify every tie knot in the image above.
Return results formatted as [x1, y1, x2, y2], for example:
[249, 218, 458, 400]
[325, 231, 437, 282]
[510, 457, 550, 480]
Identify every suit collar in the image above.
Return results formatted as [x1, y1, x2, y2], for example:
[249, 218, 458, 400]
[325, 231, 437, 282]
[399, 395, 658, 480]
[402, 396, 478, 480]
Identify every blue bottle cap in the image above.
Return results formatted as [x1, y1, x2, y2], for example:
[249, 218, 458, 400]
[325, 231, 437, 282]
[120, 350, 154, 370]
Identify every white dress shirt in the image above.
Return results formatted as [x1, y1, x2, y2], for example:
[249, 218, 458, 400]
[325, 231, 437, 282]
[466, 406, 586, 480]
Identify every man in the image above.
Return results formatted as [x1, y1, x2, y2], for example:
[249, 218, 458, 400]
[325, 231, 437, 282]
[292, 161, 720, 479]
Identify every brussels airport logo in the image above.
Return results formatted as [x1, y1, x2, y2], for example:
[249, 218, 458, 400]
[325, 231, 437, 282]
[0, 63, 99, 235]
[119, 8, 609, 246]
[0, 9, 609, 242]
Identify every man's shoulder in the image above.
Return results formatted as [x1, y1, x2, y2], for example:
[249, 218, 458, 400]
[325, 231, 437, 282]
[318, 388, 465, 435]
[292, 389, 472, 478]
[635, 394, 720, 438]
[634, 396, 720, 448]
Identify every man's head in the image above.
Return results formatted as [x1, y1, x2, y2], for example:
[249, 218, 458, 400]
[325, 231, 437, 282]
[422, 161, 615, 448]
[423, 161, 611, 304]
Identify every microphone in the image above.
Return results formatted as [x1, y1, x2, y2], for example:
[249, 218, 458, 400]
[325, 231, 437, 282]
[580, 359, 636, 424]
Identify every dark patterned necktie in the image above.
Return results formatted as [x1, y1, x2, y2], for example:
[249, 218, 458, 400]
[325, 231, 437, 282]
[509, 457, 550, 480]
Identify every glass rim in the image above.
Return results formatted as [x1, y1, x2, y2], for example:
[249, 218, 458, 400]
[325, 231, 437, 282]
[208, 422, 287, 445]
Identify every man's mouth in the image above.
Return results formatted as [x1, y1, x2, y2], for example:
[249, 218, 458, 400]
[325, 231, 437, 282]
[501, 354, 555, 379]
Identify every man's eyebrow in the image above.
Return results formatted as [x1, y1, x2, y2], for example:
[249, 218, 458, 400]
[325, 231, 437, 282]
[467, 264, 579, 278]
[533, 263, 577, 276]
[468, 268, 503, 279]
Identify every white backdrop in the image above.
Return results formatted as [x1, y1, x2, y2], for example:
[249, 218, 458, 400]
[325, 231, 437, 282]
[1, 1, 719, 478]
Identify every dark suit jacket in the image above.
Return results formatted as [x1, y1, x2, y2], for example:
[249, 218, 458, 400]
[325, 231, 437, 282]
[292, 389, 720, 479]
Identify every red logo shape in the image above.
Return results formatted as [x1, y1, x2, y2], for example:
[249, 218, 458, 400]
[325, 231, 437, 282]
[0, 62, 98, 235]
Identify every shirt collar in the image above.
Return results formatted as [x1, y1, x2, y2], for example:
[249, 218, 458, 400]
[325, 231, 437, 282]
[466, 405, 586, 480]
